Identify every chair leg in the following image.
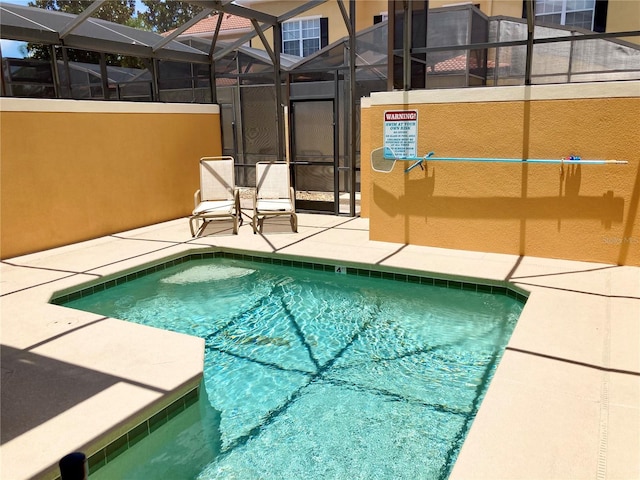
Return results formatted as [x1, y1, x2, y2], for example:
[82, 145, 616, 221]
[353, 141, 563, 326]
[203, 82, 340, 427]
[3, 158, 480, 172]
[189, 217, 197, 237]
[290, 213, 298, 233]
[252, 215, 258, 234]
[233, 215, 238, 235]
[235, 194, 243, 226]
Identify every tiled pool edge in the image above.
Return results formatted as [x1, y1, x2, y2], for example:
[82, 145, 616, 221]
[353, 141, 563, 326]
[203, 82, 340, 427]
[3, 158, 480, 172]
[50, 248, 530, 306]
[48, 246, 529, 477]
[49, 384, 201, 480]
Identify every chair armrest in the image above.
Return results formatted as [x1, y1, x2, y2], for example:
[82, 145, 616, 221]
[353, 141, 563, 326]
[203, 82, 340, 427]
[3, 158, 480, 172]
[290, 186, 296, 210]
[193, 190, 201, 208]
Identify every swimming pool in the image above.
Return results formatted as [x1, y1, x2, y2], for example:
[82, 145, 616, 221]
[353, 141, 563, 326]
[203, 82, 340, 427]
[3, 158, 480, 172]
[60, 253, 525, 479]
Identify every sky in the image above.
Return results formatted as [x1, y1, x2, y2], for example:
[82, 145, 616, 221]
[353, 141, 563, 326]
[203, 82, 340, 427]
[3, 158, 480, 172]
[1, 0, 29, 58]
[0, 0, 149, 58]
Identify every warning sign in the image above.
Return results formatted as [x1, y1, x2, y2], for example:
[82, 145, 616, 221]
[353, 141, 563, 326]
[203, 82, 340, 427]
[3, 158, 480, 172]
[384, 110, 417, 159]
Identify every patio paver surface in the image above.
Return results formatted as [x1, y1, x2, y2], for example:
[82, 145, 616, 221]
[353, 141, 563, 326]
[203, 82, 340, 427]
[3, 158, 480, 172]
[1, 213, 638, 479]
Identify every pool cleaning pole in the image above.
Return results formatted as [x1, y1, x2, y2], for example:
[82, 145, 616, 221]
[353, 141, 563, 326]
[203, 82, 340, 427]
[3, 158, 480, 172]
[387, 152, 629, 173]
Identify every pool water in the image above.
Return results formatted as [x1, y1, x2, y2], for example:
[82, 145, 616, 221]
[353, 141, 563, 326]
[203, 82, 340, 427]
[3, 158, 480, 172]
[65, 257, 523, 480]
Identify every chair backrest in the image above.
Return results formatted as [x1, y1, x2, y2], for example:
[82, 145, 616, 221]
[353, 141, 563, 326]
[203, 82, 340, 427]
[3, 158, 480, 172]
[255, 162, 291, 200]
[200, 156, 235, 201]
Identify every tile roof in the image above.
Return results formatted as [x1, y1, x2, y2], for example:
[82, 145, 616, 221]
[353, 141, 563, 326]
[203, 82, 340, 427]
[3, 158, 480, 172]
[165, 13, 252, 36]
[197, 13, 251, 33]
[432, 54, 508, 72]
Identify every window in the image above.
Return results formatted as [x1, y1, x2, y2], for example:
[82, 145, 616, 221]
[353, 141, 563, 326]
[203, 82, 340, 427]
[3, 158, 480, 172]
[374, 11, 389, 24]
[535, 0, 597, 30]
[282, 18, 328, 57]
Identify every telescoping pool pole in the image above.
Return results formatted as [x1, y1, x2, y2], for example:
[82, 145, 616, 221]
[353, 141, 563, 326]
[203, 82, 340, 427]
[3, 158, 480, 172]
[382, 148, 629, 173]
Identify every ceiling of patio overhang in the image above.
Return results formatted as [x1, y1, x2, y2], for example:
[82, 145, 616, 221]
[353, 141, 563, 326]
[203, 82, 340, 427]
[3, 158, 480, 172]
[0, 0, 331, 64]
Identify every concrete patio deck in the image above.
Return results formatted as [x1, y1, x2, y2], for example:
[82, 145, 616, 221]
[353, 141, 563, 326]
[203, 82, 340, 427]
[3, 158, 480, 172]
[1, 212, 638, 479]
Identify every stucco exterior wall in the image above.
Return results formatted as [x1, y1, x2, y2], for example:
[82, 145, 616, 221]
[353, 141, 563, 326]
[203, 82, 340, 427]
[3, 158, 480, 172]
[239, 0, 637, 52]
[0, 99, 221, 259]
[606, 0, 640, 44]
[360, 82, 640, 266]
[429, 0, 523, 17]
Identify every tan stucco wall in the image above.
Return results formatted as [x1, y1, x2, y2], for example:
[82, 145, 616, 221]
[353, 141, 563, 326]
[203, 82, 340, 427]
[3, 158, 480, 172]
[361, 82, 640, 266]
[352, 0, 389, 32]
[353, 1, 388, 31]
[605, 0, 640, 43]
[431, 0, 523, 17]
[0, 99, 221, 259]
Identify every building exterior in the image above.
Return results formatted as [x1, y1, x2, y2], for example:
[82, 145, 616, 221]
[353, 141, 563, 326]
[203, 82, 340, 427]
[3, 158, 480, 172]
[173, 1, 390, 57]
[172, 0, 638, 60]
[428, 0, 638, 36]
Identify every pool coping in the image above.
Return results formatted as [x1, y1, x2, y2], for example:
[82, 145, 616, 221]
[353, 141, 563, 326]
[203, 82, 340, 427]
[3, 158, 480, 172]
[1, 215, 638, 480]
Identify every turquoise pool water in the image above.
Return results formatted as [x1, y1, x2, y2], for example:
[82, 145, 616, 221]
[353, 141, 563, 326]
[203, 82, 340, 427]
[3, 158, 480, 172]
[64, 256, 524, 480]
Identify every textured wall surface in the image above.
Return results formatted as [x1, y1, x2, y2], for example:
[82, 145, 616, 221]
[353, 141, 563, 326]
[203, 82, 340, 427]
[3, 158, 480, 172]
[1, 100, 221, 258]
[361, 82, 640, 265]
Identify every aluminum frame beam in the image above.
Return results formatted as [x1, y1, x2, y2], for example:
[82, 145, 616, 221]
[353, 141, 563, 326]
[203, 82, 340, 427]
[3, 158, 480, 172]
[59, 0, 105, 39]
[525, 0, 535, 85]
[212, 24, 271, 60]
[152, 7, 215, 52]
[251, 18, 276, 64]
[197, 0, 277, 25]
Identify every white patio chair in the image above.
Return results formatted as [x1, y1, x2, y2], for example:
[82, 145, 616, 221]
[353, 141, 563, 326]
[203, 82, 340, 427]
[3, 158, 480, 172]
[189, 156, 242, 236]
[252, 162, 297, 234]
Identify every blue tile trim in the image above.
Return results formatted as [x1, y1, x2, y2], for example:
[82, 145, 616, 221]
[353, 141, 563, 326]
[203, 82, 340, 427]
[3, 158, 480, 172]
[50, 249, 528, 306]
[85, 385, 200, 476]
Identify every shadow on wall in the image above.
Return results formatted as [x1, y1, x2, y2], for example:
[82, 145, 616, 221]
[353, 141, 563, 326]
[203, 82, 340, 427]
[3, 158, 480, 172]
[370, 160, 631, 263]
[374, 168, 624, 226]
[618, 162, 640, 265]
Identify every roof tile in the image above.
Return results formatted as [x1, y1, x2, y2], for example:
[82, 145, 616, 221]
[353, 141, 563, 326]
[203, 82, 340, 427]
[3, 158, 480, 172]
[165, 13, 251, 36]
